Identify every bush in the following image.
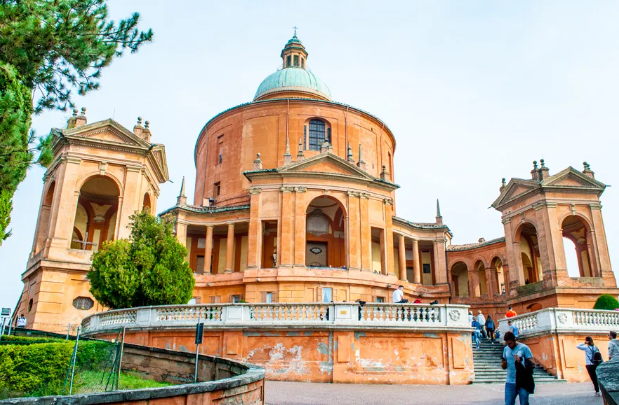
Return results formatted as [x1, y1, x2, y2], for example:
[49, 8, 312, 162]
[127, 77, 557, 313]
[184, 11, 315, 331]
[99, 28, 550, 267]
[0, 335, 64, 345]
[594, 294, 619, 310]
[0, 341, 110, 398]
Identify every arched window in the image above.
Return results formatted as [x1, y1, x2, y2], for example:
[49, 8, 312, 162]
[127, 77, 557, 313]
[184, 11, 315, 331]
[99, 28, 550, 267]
[308, 119, 326, 151]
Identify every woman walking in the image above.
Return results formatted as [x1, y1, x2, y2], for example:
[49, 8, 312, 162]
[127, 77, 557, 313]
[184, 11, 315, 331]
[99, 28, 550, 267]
[485, 315, 496, 342]
[577, 337, 602, 397]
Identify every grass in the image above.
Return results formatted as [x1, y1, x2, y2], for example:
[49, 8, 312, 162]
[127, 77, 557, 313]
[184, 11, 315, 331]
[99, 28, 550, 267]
[73, 370, 173, 394]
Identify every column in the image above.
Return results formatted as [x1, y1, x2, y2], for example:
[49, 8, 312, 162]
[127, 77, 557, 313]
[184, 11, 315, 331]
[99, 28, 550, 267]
[280, 187, 294, 266]
[347, 192, 361, 271]
[468, 270, 476, 298]
[398, 234, 407, 281]
[433, 239, 448, 284]
[225, 223, 234, 273]
[293, 187, 306, 266]
[204, 225, 213, 274]
[384, 199, 395, 275]
[360, 193, 371, 271]
[247, 188, 261, 268]
[412, 239, 421, 284]
[175, 217, 188, 263]
[485, 268, 494, 299]
[116, 165, 142, 239]
[590, 204, 612, 274]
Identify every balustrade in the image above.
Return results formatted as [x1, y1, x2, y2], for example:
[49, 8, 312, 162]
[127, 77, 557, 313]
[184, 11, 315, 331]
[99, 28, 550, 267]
[82, 303, 470, 333]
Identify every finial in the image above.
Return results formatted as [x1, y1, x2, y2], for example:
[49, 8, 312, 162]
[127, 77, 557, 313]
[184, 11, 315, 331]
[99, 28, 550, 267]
[255, 153, 261, 161]
[137, 117, 143, 126]
[347, 143, 354, 162]
[293, 26, 298, 36]
[583, 161, 590, 171]
[540, 158, 546, 168]
[436, 199, 442, 217]
[533, 160, 538, 170]
[179, 176, 186, 197]
[502, 178, 506, 186]
[72, 109, 78, 117]
[145, 120, 150, 129]
[80, 107, 87, 116]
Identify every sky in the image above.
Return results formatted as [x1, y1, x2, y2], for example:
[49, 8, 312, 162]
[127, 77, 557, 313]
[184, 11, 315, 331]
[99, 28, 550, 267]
[1, 0, 618, 311]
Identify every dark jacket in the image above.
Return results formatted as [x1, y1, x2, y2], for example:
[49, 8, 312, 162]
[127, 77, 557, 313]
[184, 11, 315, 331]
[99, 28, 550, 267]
[515, 357, 535, 394]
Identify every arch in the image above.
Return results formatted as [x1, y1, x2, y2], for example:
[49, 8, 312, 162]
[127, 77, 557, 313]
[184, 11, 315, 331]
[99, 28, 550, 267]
[472, 256, 490, 270]
[71, 176, 120, 251]
[561, 215, 594, 277]
[514, 222, 543, 284]
[491, 256, 506, 295]
[526, 303, 542, 312]
[142, 192, 152, 213]
[450, 261, 469, 298]
[76, 171, 124, 197]
[474, 260, 487, 297]
[305, 195, 346, 268]
[44, 181, 56, 205]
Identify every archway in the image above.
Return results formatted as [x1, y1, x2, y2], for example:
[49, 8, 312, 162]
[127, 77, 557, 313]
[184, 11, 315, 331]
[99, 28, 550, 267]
[451, 262, 469, 298]
[142, 193, 152, 213]
[475, 260, 487, 297]
[516, 223, 542, 284]
[71, 176, 120, 252]
[491, 257, 506, 295]
[305, 196, 346, 268]
[562, 215, 593, 277]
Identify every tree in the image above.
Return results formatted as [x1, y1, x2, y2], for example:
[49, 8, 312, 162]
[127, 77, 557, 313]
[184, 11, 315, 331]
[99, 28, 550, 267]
[593, 294, 619, 311]
[0, 190, 12, 246]
[0, 0, 152, 241]
[88, 211, 195, 309]
[0, 0, 153, 112]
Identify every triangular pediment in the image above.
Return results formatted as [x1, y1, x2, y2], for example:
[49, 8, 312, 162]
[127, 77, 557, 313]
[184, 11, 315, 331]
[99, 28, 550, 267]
[491, 179, 537, 209]
[542, 167, 606, 190]
[63, 119, 150, 149]
[148, 144, 169, 183]
[279, 152, 376, 180]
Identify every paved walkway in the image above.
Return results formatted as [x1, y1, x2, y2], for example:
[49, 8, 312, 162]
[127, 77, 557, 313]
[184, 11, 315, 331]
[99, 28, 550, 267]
[266, 381, 602, 405]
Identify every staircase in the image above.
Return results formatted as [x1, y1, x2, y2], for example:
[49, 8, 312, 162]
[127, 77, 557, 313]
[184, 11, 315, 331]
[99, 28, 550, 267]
[472, 340, 566, 384]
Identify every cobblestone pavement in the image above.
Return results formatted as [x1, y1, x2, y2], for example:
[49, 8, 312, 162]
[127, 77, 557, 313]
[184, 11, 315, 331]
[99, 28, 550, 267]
[266, 381, 602, 405]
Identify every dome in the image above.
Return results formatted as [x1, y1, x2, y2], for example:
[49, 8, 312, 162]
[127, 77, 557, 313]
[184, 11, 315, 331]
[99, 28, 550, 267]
[254, 67, 332, 101]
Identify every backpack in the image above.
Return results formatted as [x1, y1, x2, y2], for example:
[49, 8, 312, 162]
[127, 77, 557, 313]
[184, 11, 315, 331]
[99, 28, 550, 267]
[589, 346, 604, 366]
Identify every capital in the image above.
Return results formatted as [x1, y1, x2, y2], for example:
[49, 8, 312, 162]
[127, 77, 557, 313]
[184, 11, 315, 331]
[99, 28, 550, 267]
[249, 187, 261, 195]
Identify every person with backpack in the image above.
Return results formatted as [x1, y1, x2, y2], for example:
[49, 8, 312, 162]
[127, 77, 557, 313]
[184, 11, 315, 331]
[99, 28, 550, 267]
[485, 315, 496, 343]
[577, 336, 603, 397]
[471, 318, 482, 349]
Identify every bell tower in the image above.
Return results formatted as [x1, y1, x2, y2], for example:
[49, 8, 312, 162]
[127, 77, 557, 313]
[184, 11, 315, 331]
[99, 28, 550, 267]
[492, 160, 616, 307]
[17, 110, 169, 332]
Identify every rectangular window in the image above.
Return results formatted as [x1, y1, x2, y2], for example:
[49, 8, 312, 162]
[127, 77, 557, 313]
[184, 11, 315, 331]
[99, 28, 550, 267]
[286, 55, 291, 67]
[231, 295, 242, 303]
[376, 296, 385, 303]
[214, 182, 221, 196]
[322, 287, 333, 303]
[303, 126, 307, 150]
[210, 295, 221, 303]
[218, 149, 223, 164]
[308, 120, 326, 151]
[196, 255, 205, 274]
[293, 55, 299, 66]
[265, 292, 273, 303]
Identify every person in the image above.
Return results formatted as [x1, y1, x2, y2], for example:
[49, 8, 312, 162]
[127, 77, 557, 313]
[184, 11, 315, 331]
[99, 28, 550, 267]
[471, 318, 482, 349]
[392, 285, 407, 303]
[577, 337, 602, 396]
[477, 310, 487, 338]
[16, 314, 26, 328]
[609, 331, 619, 361]
[502, 331, 534, 405]
[355, 299, 366, 321]
[413, 298, 422, 304]
[508, 320, 519, 339]
[272, 247, 277, 267]
[495, 325, 502, 341]
[468, 311, 474, 325]
[486, 315, 496, 342]
[506, 306, 517, 318]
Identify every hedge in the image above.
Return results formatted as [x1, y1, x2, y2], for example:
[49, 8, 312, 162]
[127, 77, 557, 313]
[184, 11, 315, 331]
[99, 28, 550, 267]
[594, 294, 619, 310]
[0, 335, 64, 345]
[0, 341, 110, 397]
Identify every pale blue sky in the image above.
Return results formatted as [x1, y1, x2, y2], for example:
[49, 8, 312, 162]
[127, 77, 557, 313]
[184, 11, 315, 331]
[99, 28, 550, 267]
[1, 1, 618, 312]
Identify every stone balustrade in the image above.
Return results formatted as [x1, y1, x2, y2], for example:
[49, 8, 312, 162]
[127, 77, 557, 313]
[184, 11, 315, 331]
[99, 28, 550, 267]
[499, 308, 619, 338]
[82, 302, 470, 333]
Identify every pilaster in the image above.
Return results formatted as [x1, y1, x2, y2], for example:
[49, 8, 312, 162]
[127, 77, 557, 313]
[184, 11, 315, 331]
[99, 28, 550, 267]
[117, 165, 142, 240]
[47, 156, 82, 255]
[293, 187, 306, 266]
[205, 226, 213, 274]
[247, 188, 262, 268]
[347, 191, 361, 271]
[225, 223, 235, 273]
[359, 193, 371, 271]
[384, 198, 395, 276]
[280, 187, 294, 266]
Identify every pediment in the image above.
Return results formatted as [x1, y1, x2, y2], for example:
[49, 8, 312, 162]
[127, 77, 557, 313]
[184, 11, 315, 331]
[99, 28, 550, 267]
[542, 167, 606, 190]
[491, 179, 537, 209]
[279, 152, 374, 180]
[148, 145, 169, 183]
[63, 119, 150, 148]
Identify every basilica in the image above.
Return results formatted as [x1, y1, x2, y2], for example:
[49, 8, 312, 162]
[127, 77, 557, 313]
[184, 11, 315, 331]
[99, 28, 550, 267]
[16, 34, 618, 332]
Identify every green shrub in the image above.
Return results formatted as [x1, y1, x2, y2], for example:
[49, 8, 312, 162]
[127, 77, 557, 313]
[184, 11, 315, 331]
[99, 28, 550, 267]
[0, 341, 110, 397]
[0, 335, 64, 345]
[594, 294, 619, 310]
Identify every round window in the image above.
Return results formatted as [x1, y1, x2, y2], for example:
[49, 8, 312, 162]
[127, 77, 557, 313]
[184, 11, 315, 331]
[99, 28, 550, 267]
[72, 297, 94, 310]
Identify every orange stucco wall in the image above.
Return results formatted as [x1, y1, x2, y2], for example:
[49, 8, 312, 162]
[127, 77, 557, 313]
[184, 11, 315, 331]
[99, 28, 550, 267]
[96, 328, 474, 385]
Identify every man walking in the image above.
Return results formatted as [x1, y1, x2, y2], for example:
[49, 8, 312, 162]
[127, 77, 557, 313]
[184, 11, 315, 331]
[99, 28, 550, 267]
[609, 331, 619, 361]
[508, 320, 519, 339]
[506, 306, 517, 318]
[502, 331, 534, 405]
[471, 318, 482, 349]
[477, 310, 487, 338]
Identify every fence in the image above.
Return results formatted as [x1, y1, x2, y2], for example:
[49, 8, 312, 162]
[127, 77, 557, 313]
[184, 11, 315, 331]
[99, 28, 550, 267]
[82, 302, 471, 334]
